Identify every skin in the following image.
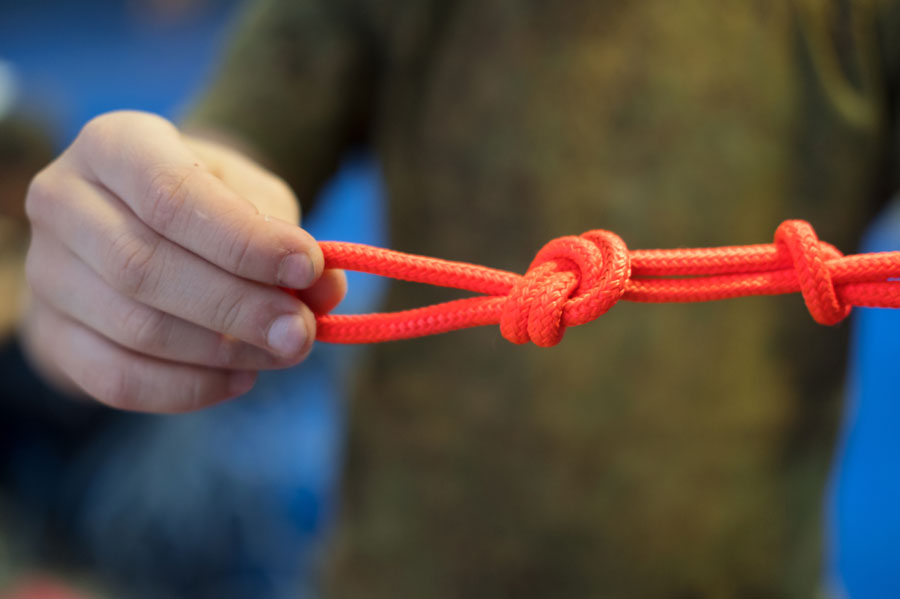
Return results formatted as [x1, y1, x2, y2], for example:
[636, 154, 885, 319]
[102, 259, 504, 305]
[18, 110, 346, 413]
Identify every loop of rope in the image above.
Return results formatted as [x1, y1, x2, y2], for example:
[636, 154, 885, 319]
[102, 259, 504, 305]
[312, 220, 900, 345]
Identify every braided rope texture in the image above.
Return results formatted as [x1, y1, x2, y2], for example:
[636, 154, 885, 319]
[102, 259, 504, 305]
[313, 220, 900, 346]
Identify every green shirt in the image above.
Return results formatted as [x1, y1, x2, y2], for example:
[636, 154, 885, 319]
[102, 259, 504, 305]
[192, 1, 900, 596]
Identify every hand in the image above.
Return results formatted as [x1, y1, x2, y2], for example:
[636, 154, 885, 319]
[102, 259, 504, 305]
[20, 111, 346, 413]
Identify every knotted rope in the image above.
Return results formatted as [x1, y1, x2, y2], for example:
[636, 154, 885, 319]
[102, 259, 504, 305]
[313, 220, 900, 346]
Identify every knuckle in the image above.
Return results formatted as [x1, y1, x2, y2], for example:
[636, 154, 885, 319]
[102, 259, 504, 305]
[76, 113, 123, 152]
[25, 169, 58, 226]
[211, 335, 238, 367]
[210, 286, 252, 335]
[23, 242, 43, 292]
[142, 165, 197, 233]
[76, 114, 111, 147]
[219, 220, 255, 274]
[119, 303, 171, 353]
[212, 335, 258, 369]
[89, 367, 133, 409]
[185, 375, 222, 411]
[107, 231, 162, 297]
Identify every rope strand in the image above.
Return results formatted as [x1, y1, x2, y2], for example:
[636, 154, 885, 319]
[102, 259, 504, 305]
[312, 220, 900, 346]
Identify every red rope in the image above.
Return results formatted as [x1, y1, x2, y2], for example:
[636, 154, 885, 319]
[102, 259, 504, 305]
[314, 220, 900, 346]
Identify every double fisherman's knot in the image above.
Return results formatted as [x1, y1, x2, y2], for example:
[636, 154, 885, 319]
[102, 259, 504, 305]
[500, 230, 632, 346]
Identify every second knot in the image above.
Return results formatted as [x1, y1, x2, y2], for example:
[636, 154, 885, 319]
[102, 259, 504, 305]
[500, 231, 632, 346]
[774, 220, 849, 325]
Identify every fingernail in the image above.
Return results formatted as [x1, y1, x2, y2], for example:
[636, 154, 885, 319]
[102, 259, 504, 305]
[229, 370, 257, 395]
[267, 314, 308, 357]
[278, 253, 315, 289]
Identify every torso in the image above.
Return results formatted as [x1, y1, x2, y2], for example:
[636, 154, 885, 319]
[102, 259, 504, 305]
[329, 2, 896, 596]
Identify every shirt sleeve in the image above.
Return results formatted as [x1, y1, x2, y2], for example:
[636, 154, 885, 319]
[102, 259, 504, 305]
[186, 0, 378, 215]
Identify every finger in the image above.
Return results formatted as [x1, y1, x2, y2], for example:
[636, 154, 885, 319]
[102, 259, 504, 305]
[69, 111, 321, 289]
[26, 233, 291, 370]
[26, 298, 257, 413]
[295, 269, 348, 315]
[184, 136, 300, 225]
[27, 174, 316, 360]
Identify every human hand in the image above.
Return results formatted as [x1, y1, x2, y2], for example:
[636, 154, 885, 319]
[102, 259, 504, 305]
[20, 111, 345, 412]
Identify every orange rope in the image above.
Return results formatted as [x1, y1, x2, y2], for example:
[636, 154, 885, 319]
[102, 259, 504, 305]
[314, 220, 900, 346]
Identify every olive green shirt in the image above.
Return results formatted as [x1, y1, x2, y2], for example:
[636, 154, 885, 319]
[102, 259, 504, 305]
[192, 1, 900, 596]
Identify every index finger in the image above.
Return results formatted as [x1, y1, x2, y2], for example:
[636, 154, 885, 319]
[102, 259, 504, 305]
[71, 111, 321, 289]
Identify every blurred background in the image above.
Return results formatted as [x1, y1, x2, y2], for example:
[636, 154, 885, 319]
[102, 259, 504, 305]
[1, 1, 899, 597]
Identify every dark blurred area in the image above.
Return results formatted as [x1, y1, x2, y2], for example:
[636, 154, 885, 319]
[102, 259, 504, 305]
[0, 119, 50, 341]
[0, 119, 52, 223]
[2, 1, 900, 598]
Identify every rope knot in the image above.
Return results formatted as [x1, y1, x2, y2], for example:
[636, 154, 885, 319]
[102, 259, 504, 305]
[774, 220, 849, 325]
[500, 230, 632, 346]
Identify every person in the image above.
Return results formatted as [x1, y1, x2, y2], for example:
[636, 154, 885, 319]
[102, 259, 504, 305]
[12, 0, 900, 596]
